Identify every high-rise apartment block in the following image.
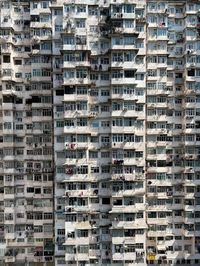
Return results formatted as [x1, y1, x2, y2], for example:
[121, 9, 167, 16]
[1, 0, 200, 265]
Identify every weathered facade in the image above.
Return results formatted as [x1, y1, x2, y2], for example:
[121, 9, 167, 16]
[1, 0, 200, 266]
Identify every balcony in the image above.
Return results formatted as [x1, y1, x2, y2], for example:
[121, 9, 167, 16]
[65, 188, 98, 198]
[5, 256, 16, 263]
[111, 77, 137, 85]
[30, 22, 51, 28]
[89, 250, 101, 257]
[111, 204, 145, 213]
[65, 254, 76, 261]
[112, 220, 147, 230]
[63, 78, 90, 86]
[112, 252, 136, 261]
[65, 205, 89, 213]
[63, 61, 90, 69]
[184, 230, 195, 237]
[112, 187, 145, 198]
[77, 253, 89, 261]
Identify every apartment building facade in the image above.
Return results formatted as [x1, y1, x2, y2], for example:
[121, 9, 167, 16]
[1, 0, 200, 266]
[0, 0, 54, 265]
[52, 0, 146, 265]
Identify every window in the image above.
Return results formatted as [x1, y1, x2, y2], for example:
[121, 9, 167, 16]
[76, 19, 85, 28]
[88, 6, 98, 15]
[77, 5, 86, 13]
[77, 166, 88, 174]
[64, 70, 75, 79]
[16, 124, 23, 130]
[124, 4, 135, 13]
[102, 198, 110, 204]
[41, 2, 49, 8]
[124, 37, 135, 45]
[112, 71, 123, 79]
[76, 87, 87, 95]
[78, 245, 89, 254]
[101, 121, 110, 127]
[40, 15, 50, 22]
[44, 224, 53, 232]
[76, 69, 87, 79]
[91, 167, 99, 173]
[41, 42, 51, 50]
[44, 213, 53, 219]
[77, 230, 88, 238]
[56, 121, 64, 128]
[54, 9, 63, 15]
[3, 55, 10, 63]
[55, 25, 62, 32]
[136, 25, 144, 32]
[101, 165, 110, 173]
[15, 73, 22, 78]
[77, 135, 88, 142]
[89, 151, 98, 159]
[34, 226, 43, 233]
[101, 73, 109, 80]
[158, 29, 167, 36]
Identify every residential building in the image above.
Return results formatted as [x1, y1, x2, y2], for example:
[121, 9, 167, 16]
[0, 0, 54, 264]
[146, 1, 200, 265]
[1, 0, 200, 266]
[53, 0, 146, 265]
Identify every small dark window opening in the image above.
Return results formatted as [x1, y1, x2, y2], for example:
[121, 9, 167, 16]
[3, 55, 10, 63]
